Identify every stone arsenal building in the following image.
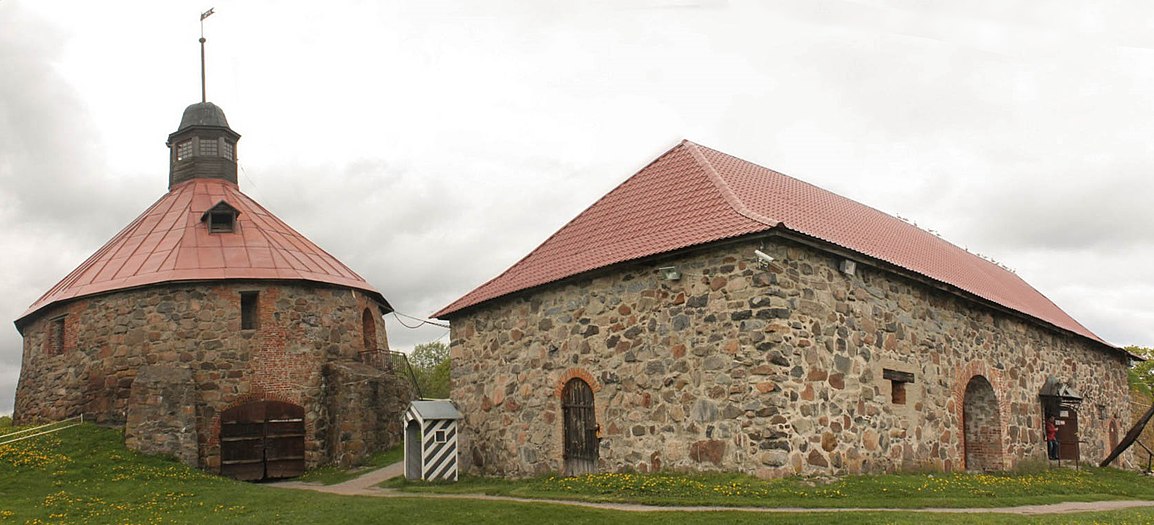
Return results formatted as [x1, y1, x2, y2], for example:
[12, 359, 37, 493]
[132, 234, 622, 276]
[436, 140, 1134, 477]
[13, 102, 411, 480]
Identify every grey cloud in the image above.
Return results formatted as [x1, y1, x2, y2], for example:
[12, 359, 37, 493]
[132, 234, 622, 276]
[241, 150, 622, 324]
[946, 162, 1154, 252]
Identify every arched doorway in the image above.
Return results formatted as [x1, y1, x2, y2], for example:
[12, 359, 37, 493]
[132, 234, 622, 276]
[1039, 377, 1084, 463]
[362, 308, 377, 352]
[963, 375, 1003, 471]
[220, 400, 306, 481]
[562, 378, 598, 475]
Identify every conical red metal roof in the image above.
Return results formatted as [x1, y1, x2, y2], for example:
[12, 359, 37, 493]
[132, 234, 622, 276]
[18, 178, 387, 327]
[435, 140, 1108, 347]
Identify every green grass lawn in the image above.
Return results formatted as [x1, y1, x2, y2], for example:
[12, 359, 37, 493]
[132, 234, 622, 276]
[384, 466, 1154, 509]
[3, 423, 1154, 524]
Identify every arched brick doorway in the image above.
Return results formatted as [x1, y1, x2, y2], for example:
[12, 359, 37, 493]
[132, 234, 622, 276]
[963, 375, 1003, 471]
[362, 308, 377, 352]
[562, 378, 598, 476]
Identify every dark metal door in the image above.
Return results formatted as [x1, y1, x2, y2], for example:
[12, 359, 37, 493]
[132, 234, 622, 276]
[1057, 408, 1079, 461]
[220, 401, 306, 481]
[562, 378, 597, 476]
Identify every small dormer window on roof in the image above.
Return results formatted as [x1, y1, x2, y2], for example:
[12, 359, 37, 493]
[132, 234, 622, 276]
[209, 211, 234, 233]
[201, 201, 241, 234]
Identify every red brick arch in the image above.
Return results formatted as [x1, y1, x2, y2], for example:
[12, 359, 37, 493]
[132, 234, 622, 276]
[555, 368, 602, 398]
[553, 368, 603, 472]
[951, 360, 1010, 471]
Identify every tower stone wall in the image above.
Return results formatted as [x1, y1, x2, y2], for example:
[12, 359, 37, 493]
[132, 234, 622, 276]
[14, 281, 411, 471]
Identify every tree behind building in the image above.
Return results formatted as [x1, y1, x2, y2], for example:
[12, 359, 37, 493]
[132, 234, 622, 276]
[409, 341, 450, 399]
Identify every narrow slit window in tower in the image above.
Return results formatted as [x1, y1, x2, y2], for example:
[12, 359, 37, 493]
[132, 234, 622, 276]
[48, 316, 65, 355]
[240, 292, 259, 330]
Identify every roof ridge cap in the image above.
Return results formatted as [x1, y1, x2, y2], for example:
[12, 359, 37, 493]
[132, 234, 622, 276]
[682, 141, 777, 227]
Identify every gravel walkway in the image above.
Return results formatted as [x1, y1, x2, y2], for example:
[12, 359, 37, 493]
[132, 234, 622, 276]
[271, 463, 1154, 515]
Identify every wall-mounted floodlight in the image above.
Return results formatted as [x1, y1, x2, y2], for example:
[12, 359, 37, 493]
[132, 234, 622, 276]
[658, 266, 681, 281]
[839, 259, 857, 276]
[754, 250, 774, 266]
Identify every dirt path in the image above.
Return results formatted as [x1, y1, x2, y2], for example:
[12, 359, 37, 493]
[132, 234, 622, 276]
[271, 463, 1154, 515]
[274, 461, 404, 496]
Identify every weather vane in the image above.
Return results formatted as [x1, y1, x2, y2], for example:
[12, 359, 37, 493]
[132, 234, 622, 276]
[199, 7, 215, 103]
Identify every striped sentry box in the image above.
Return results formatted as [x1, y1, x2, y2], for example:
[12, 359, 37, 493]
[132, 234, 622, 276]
[403, 400, 463, 481]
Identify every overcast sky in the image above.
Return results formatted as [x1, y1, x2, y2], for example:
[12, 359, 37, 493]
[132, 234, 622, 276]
[3, 0, 1154, 415]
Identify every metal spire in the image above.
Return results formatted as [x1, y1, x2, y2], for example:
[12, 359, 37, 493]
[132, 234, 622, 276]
[199, 8, 215, 103]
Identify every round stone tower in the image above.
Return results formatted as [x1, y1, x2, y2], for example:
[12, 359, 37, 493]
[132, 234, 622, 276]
[13, 102, 412, 480]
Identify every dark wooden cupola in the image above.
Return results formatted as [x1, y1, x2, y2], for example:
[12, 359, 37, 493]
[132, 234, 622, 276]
[166, 102, 241, 189]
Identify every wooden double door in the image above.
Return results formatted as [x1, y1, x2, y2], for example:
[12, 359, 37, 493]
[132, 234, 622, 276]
[220, 401, 306, 481]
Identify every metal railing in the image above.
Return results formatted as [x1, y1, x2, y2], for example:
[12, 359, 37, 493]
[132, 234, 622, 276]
[0, 415, 84, 446]
[389, 350, 423, 400]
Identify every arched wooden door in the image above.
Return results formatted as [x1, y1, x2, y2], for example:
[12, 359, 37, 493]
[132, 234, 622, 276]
[562, 378, 598, 475]
[220, 400, 306, 481]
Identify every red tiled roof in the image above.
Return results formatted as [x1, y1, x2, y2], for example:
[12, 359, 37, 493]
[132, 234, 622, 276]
[18, 178, 386, 326]
[434, 140, 1107, 347]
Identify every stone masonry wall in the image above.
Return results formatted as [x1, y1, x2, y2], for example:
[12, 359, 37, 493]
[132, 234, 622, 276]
[449, 236, 1132, 477]
[324, 361, 410, 467]
[14, 281, 407, 471]
[124, 365, 198, 466]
